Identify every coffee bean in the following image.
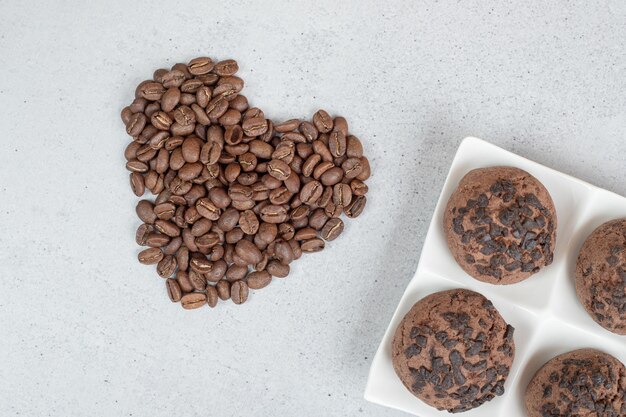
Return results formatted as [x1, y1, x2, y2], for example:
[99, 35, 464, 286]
[267, 261, 289, 278]
[309, 208, 329, 230]
[130, 172, 145, 196]
[342, 157, 363, 179]
[226, 264, 248, 281]
[274, 240, 294, 264]
[321, 218, 344, 241]
[333, 183, 352, 206]
[260, 205, 289, 224]
[181, 292, 207, 309]
[166, 278, 182, 302]
[239, 210, 259, 234]
[188, 270, 207, 291]
[157, 255, 177, 278]
[247, 271, 271, 289]
[301, 238, 325, 252]
[294, 227, 317, 241]
[313, 109, 333, 133]
[138, 247, 164, 265]
[267, 159, 291, 181]
[145, 233, 170, 248]
[235, 240, 263, 264]
[138, 81, 166, 101]
[206, 286, 219, 307]
[206, 259, 227, 282]
[162, 236, 183, 255]
[190, 253, 212, 273]
[196, 198, 221, 220]
[217, 208, 240, 231]
[216, 280, 231, 300]
[231, 280, 249, 304]
[136, 200, 157, 224]
[350, 179, 368, 196]
[136, 224, 153, 245]
[356, 156, 371, 181]
[154, 219, 180, 237]
[300, 180, 324, 204]
[278, 223, 296, 241]
[345, 195, 366, 218]
[328, 131, 347, 157]
[319, 167, 342, 186]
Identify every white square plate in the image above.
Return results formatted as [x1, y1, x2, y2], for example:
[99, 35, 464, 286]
[364, 137, 626, 417]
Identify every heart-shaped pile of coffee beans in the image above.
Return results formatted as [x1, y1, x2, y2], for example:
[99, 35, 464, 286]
[121, 56, 371, 309]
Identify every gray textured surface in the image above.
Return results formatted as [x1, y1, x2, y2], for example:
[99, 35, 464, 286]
[0, 1, 625, 416]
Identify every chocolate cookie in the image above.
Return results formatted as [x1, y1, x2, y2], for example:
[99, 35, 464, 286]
[444, 166, 557, 284]
[391, 289, 515, 413]
[575, 219, 626, 335]
[525, 349, 626, 417]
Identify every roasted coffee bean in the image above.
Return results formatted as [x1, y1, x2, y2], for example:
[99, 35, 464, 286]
[328, 131, 347, 157]
[154, 219, 180, 237]
[317, 186, 333, 207]
[260, 205, 289, 223]
[181, 136, 202, 162]
[176, 247, 190, 272]
[196, 198, 221, 220]
[274, 240, 294, 264]
[145, 232, 170, 248]
[231, 280, 249, 304]
[313, 160, 334, 179]
[267, 261, 289, 278]
[157, 255, 177, 278]
[321, 218, 344, 241]
[216, 280, 231, 300]
[166, 278, 182, 302]
[181, 292, 207, 309]
[235, 240, 263, 264]
[138, 81, 166, 101]
[188, 270, 207, 291]
[267, 159, 291, 181]
[206, 259, 227, 282]
[300, 180, 324, 204]
[126, 160, 149, 173]
[272, 118, 299, 133]
[136, 224, 153, 245]
[345, 195, 366, 218]
[333, 183, 352, 206]
[136, 200, 157, 224]
[225, 227, 244, 244]
[301, 238, 325, 252]
[302, 154, 321, 177]
[309, 208, 329, 230]
[226, 264, 248, 281]
[239, 209, 259, 235]
[325, 202, 343, 218]
[257, 222, 278, 244]
[350, 179, 368, 196]
[357, 156, 371, 181]
[313, 109, 333, 133]
[320, 167, 344, 186]
[162, 236, 183, 255]
[138, 247, 164, 265]
[130, 172, 145, 196]
[206, 286, 219, 307]
[247, 271, 271, 289]
[278, 223, 296, 241]
[190, 252, 212, 273]
[294, 227, 317, 241]
[175, 271, 193, 293]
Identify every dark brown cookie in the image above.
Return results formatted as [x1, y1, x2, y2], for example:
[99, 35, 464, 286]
[525, 349, 626, 417]
[444, 166, 557, 284]
[391, 289, 515, 413]
[575, 219, 626, 335]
